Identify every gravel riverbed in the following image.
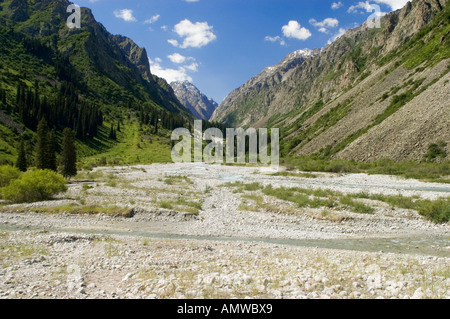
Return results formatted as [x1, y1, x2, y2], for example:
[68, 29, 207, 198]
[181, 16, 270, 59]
[0, 163, 449, 299]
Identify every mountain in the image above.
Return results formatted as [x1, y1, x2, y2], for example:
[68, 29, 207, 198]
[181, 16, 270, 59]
[212, 0, 449, 162]
[0, 0, 191, 164]
[211, 49, 321, 126]
[171, 81, 218, 120]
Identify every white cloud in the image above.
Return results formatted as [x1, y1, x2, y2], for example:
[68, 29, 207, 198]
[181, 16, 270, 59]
[282, 21, 312, 41]
[327, 28, 347, 44]
[168, 53, 187, 64]
[348, 1, 374, 13]
[264, 35, 286, 46]
[144, 14, 160, 24]
[184, 0, 200, 2]
[150, 55, 199, 83]
[264, 35, 280, 42]
[331, 1, 344, 10]
[309, 18, 339, 28]
[309, 18, 339, 34]
[184, 62, 199, 72]
[168, 53, 196, 65]
[168, 39, 179, 47]
[172, 19, 216, 49]
[113, 9, 137, 22]
[373, 0, 409, 10]
[150, 58, 192, 83]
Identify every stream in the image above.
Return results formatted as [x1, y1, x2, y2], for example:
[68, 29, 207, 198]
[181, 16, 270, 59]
[1, 224, 449, 258]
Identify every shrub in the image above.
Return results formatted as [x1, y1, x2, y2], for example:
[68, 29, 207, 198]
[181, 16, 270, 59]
[417, 198, 450, 224]
[425, 142, 447, 161]
[0, 165, 21, 188]
[2, 169, 67, 203]
[340, 196, 375, 214]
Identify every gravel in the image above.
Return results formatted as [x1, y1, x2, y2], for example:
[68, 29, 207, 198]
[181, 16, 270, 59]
[0, 163, 449, 299]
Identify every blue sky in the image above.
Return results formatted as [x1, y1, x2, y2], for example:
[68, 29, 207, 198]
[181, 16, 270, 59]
[75, 0, 409, 103]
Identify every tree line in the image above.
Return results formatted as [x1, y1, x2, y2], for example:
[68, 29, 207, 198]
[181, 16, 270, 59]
[16, 117, 77, 178]
[137, 103, 187, 134]
[13, 82, 103, 140]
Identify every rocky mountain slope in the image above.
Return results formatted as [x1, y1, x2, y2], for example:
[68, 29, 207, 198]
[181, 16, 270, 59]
[171, 81, 218, 120]
[211, 49, 321, 126]
[212, 0, 449, 162]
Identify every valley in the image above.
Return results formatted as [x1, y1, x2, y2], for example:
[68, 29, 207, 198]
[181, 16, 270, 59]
[0, 0, 449, 301]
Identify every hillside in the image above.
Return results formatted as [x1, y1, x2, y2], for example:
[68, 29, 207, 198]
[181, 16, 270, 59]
[0, 0, 191, 165]
[212, 0, 450, 162]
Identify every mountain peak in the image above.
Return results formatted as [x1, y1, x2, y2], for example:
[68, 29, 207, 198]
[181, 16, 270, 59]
[171, 81, 218, 120]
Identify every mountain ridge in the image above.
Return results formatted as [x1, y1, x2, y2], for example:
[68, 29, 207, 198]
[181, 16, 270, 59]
[212, 0, 449, 162]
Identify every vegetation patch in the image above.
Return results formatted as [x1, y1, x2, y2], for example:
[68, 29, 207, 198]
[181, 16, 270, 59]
[1, 169, 67, 203]
[425, 142, 447, 162]
[164, 175, 193, 186]
[158, 198, 202, 215]
[224, 181, 264, 193]
[271, 171, 318, 178]
[282, 156, 449, 183]
[231, 181, 448, 223]
[4, 204, 135, 218]
[0, 165, 21, 188]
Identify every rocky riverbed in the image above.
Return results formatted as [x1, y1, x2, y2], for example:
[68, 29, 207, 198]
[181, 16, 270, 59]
[0, 163, 449, 299]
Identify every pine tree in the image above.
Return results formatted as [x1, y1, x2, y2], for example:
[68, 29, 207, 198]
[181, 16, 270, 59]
[16, 139, 28, 172]
[35, 118, 49, 169]
[47, 130, 57, 172]
[35, 118, 57, 171]
[61, 128, 77, 179]
[0, 88, 4, 109]
[109, 124, 114, 139]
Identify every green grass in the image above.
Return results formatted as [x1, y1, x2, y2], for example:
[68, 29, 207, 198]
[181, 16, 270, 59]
[79, 122, 173, 166]
[282, 100, 353, 156]
[241, 194, 264, 205]
[0, 203, 135, 218]
[347, 193, 449, 223]
[416, 198, 450, 224]
[224, 181, 264, 193]
[339, 196, 375, 214]
[271, 171, 318, 178]
[282, 156, 449, 183]
[158, 198, 202, 215]
[0, 124, 19, 165]
[164, 175, 193, 186]
[239, 183, 449, 223]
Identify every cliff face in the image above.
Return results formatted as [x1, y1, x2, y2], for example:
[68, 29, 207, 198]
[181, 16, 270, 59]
[171, 81, 218, 120]
[213, 0, 449, 162]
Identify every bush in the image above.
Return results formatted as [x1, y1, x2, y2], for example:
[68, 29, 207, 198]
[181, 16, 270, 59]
[2, 169, 67, 203]
[417, 198, 450, 224]
[425, 142, 447, 161]
[0, 165, 21, 188]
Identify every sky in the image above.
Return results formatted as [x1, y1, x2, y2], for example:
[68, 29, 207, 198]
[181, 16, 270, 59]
[74, 0, 410, 103]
